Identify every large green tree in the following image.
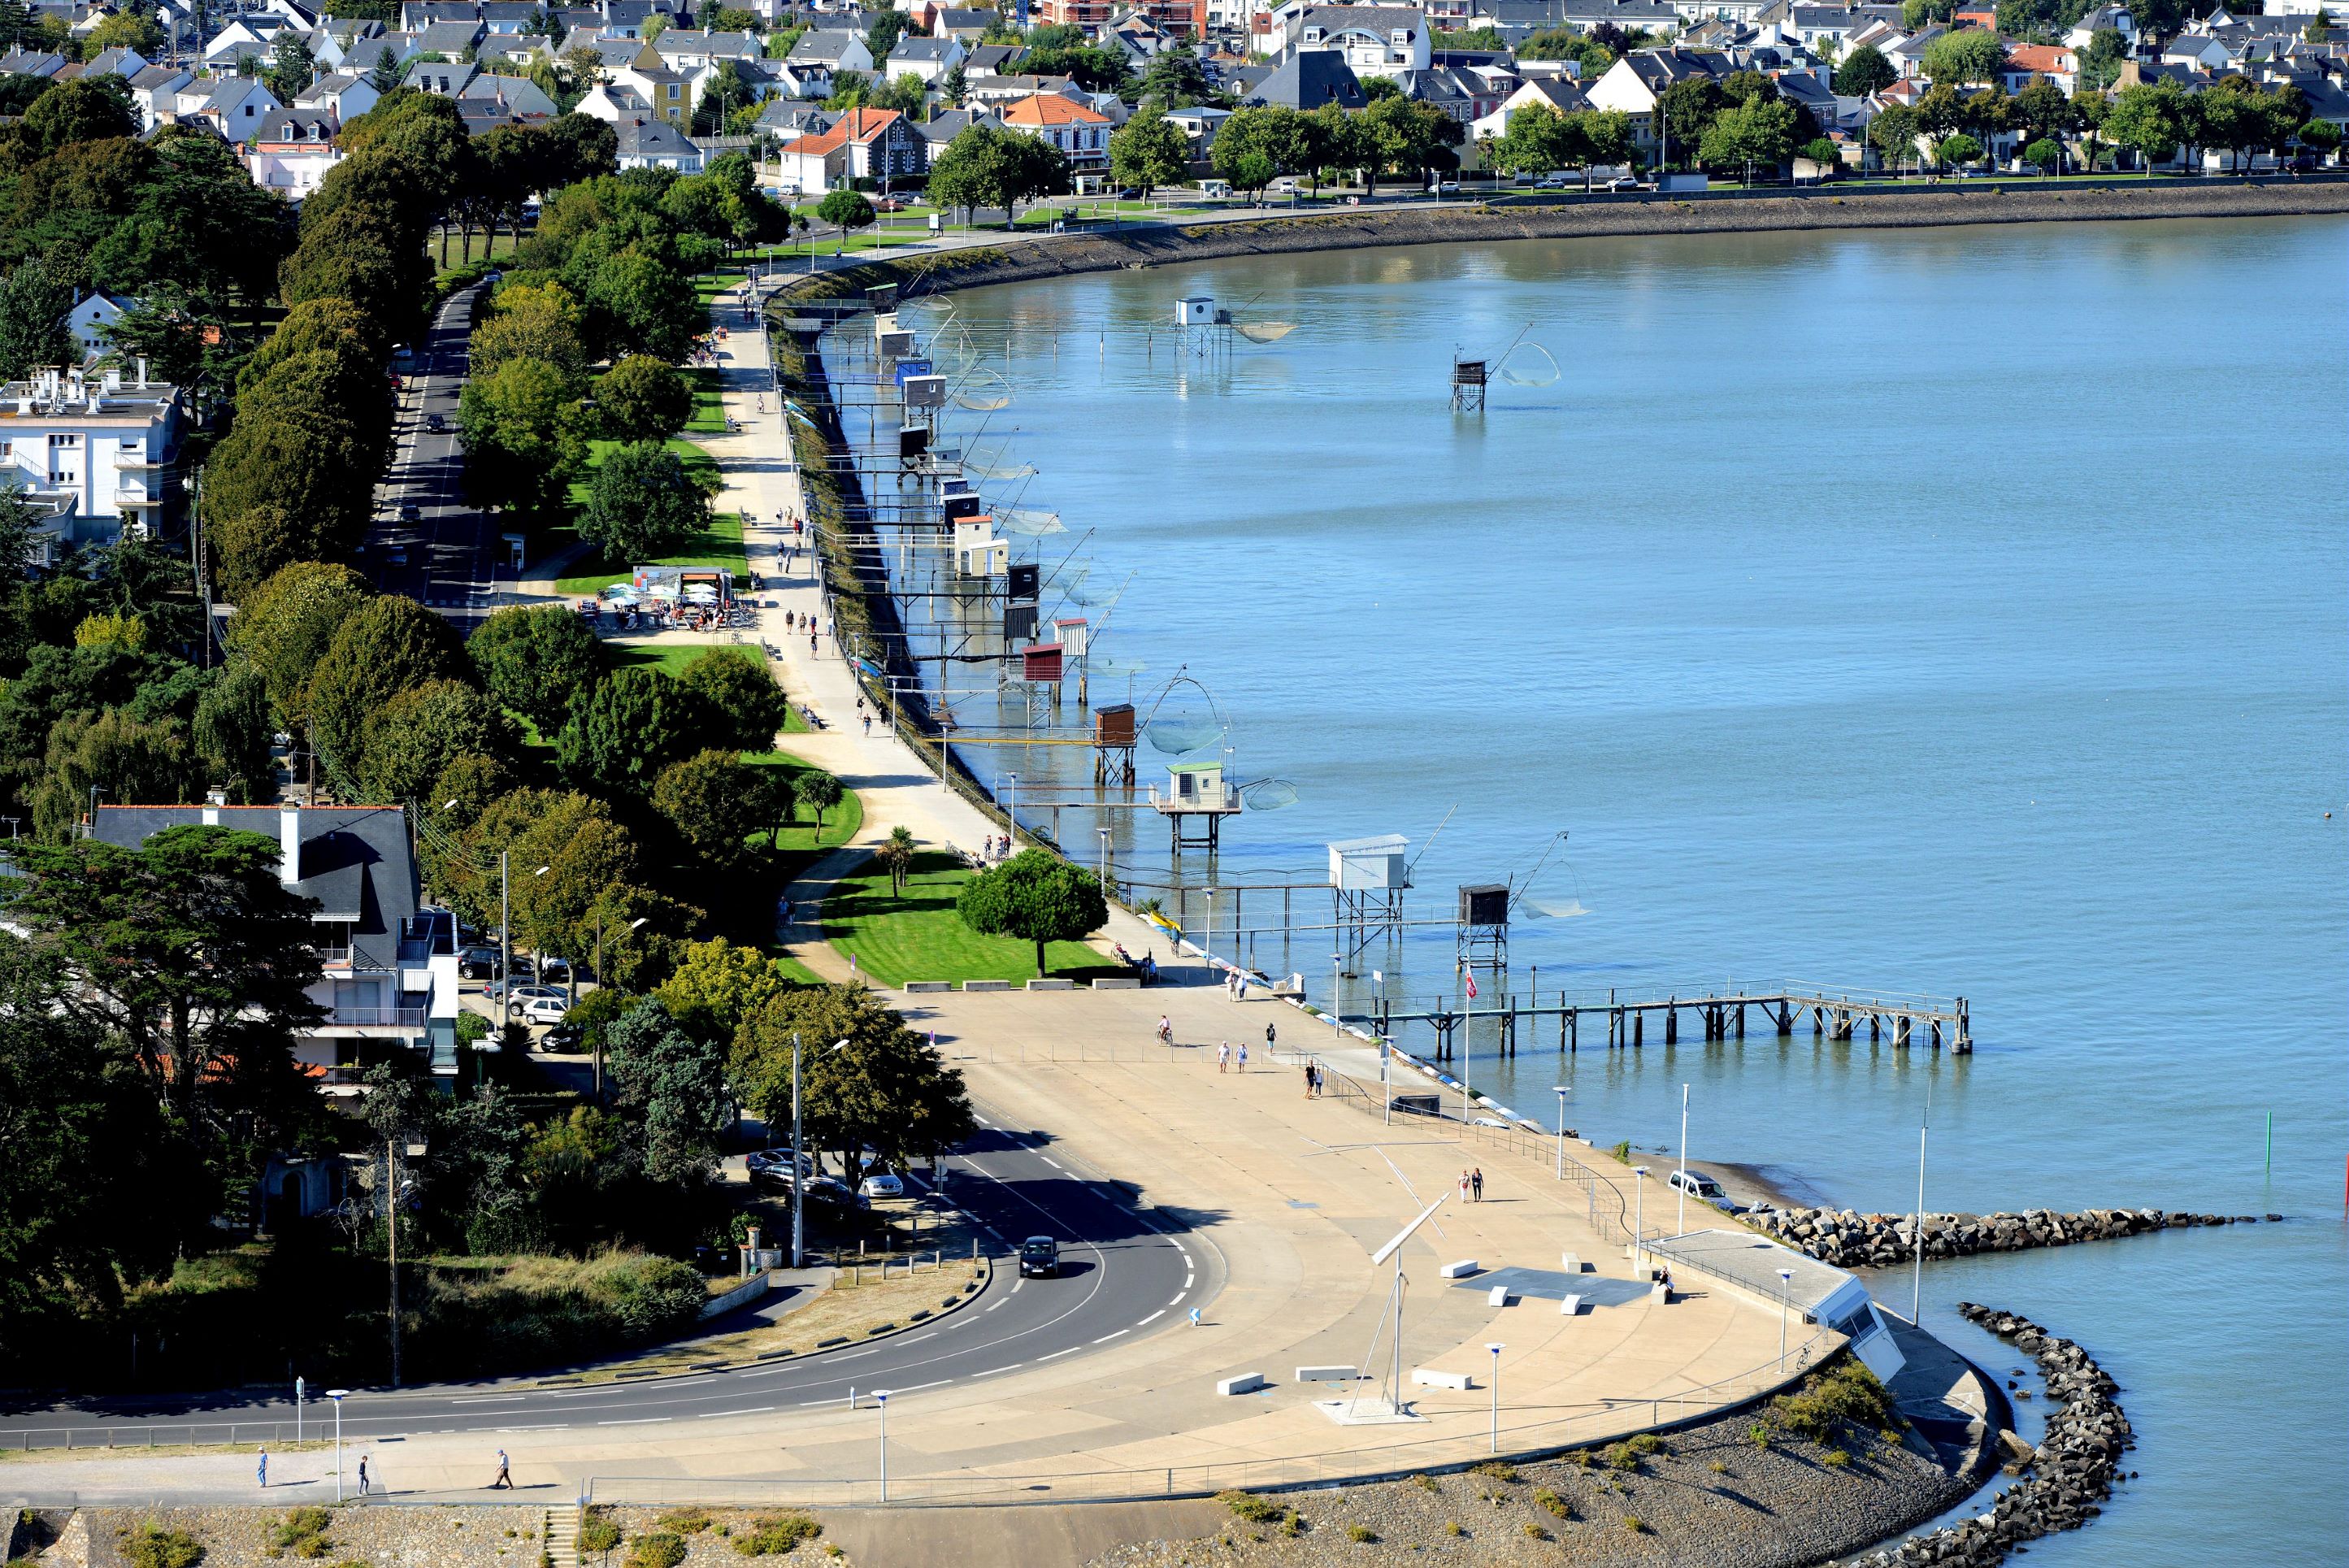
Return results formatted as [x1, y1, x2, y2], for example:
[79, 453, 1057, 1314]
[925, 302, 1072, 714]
[732, 984, 975, 1177]
[460, 354, 588, 521]
[467, 602, 609, 733]
[594, 352, 692, 442]
[1832, 43, 1897, 97]
[652, 748, 769, 871]
[954, 847, 1109, 977]
[580, 440, 711, 561]
[677, 645, 787, 751]
[224, 560, 371, 729]
[556, 666, 709, 797]
[1110, 107, 1189, 201]
[1921, 28, 2007, 85]
[304, 595, 470, 796]
[604, 998, 728, 1185]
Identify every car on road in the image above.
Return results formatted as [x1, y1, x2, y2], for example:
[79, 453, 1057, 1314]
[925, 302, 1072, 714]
[1018, 1236, 1060, 1278]
[541, 1022, 584, 1052]
[1608, 176, 1641, 191]
[517, 995, 570, 1027]
[484, 979, 558, 1007]
[426, 413, 445, 432]
[458, 946, 501, 979]
[858, 1170, 905, 1199]
[397, 502, 420, 521]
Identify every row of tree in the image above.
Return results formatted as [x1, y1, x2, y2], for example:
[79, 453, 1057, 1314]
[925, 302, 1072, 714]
[1864, 73, 2328, 176]
[1206, 95, 1468, 200]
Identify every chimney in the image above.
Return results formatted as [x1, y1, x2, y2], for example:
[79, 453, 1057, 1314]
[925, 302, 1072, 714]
[279, 802, 302, 885]
[137, 355, 149, 387]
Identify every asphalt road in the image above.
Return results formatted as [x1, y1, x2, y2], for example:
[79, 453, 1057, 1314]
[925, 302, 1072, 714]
[366, 282, 502, 625]
[0, 1101, 1211, 1448]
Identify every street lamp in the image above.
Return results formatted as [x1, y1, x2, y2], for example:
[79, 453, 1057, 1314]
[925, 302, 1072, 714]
[1630, 1166, 1648, 1269]
[325, 1390, 350, 1502]
[1776, 1268, 1794, 1361]
[1485, 1343, 1504, 1453]
[1552, 1087, 1570, 1179]
[1096, 825, 1109, 891]
[874, 1388, 890, 1502]
[1005, 771, 1018, 851]
[1331, 952, 1344, 1036]
[790, 1036, 850, 1269]
[293, 1376, 304, 1448]
[1675, 1083, 1690, 1238]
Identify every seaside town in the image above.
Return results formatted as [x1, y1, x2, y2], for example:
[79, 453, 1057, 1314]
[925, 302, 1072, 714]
[0, 0, 2340, 1561]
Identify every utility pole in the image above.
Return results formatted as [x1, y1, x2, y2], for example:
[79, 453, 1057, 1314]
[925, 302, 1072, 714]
[498, 848, 510, 1037]
[386, 1133, 402, 1388]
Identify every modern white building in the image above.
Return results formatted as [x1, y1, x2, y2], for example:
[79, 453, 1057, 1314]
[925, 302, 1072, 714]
[0, 365, 187, 554]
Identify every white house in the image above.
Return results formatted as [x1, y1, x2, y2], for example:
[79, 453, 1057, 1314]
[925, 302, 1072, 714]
[247, 107, 346, 196]
[1586, 47, 1731, 159]
[1272, 3, 1432, 80]
[66, 292, 137, 363]
[126, 61, 194, 130]
[184, 76, 288, 143]
[773, 106, 927, 191]
[1000, 90, 1114, 168]
[1470, 73, 1592, 146]
[0, 365, 186, 549]
[881, 33, 966, 85]
[298, 70, 383, 122]
[614, 114, 706, 169]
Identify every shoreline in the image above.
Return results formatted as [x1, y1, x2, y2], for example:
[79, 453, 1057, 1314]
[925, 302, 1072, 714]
[787, 179, 2349, 306]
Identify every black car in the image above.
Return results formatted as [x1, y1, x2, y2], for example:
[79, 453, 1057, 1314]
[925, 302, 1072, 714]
[458, 946, 501, 979]
[1018, 1236, 1059, 1278]
[541, 1022, 584, 1053]
[397, 502, 420, 521]
[426, 412, 446, 432]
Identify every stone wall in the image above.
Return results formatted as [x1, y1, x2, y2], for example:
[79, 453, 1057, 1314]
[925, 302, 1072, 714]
[1749, 1205, 2280, 1269]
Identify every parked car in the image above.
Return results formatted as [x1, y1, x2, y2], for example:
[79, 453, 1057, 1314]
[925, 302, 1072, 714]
[1018, 1236, 1060, 1278]
[486, 979, 558, 1008]
[804, 1175, 866, 1210]
[1667, 1169, 1729, 1204]
[541, 1022, 584, 1052]
[538, 956, 571, 983]
[458, 946, 501, 979]
[1608, 176, 1641, 191]
[518, 996, 569, 1026]
[858, 1170, 905, 1199]
[397, 501, 420, 521]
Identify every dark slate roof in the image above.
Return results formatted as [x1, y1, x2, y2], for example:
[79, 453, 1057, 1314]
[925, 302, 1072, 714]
[1246, 48, 1366, 108]
[965, 42, 1023, 72]
[89, 805, 423, 974]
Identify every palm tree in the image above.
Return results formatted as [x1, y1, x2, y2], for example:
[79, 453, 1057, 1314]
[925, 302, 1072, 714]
[877, 825, 917, 896]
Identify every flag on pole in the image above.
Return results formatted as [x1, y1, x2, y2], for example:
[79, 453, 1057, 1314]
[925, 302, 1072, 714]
[1464, 971, 1478, 1001]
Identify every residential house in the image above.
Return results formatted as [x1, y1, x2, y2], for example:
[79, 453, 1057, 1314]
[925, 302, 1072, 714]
[480, 0, 548, 33]
[1240, 46, 1367, 106]
[787, 27, 878, 80]
[127, 62, 195, 129]
[405, 57, 480, 94]
[1552, 0, 1683, 33]
[185, 76, 288, 141]
[2061, 2, 2134, 50]
[66, 292, 136, 363]
[614, 112, 708, 167]
[0, 365, 186, 551]
[882, 33, 967, 85]
[1998, 41, 2074, 91]
[299, 69, 385, 121]
[1881, 22, 1941, 76]
[999, 90, 1114, 168]
[202, 15, 292, 67]
[1163, 102, 1230, 158]
[459, 71, 560, 115]
[80, 45, 151, 80]
[1586, 46, 1730, 159]
[653, 25, 768, 73]
[89, 804, 465, 1090]
[1395, 62, 1504, 124]
[579, 80, 661, 119]
[964, 41, 1027, 74]
[1271, 4, 1433, 79]
[754, 98, 836, 139]
[964, 70, 1087, 103]
[416, 16, 491, 54]
[915, 102, 996, 146]
[335, 36, 417, 79]
[0, 47, 68, 81]
[1469, 71, 1591, 145]
[607, 54, 701, 121]
[399, 0, 483, 28]
[310, 18, 390, 70]
[773, 104, 928, 190]
[927, 6, 1010, 41]
[248, 106, 346, 195]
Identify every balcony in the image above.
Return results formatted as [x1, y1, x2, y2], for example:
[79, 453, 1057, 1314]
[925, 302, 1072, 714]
[320, 1006, 426, 1030]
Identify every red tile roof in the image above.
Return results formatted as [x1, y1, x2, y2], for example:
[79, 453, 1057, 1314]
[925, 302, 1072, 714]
[1001, 93, 1111, 127]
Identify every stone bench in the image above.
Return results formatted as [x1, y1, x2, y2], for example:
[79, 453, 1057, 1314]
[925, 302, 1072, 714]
[1412, 1367, 1474, 1391]
[1092, 976, 1142, 989]
[904, 981, 953, 993]
[1216, 1372, 1267, 1396]
[963, 979, 1011, 992]
[1025, 978, 1073, 991]
[1439, 1259, 1479, 1280]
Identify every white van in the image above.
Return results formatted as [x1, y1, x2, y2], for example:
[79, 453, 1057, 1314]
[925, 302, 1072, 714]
[1200, 178, 1231, 198]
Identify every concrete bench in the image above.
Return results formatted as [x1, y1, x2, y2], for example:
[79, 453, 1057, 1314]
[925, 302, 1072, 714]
[903, 981, 953, 993]
[1561, 1252, 1583, 1275]
[1560, 1293, 1584, 1317]
[1092, 977, 1143, 990]
[962, 979, 1011, 992]
[1439, 1260, 1479, 1280]
[1487, 1284, 1512, 1307]
[1025, 978, 1074, 991]
[1295, 1365, 1357, 1383]
[1216, 1373, 1267, 1396]
[1412, 1368, 1474, 1391]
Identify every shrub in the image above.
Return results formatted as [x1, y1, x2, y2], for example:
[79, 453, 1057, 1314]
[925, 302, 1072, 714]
[577, 1509, 622, 1553]
[1279, 1512, 1306, 1538]
[1824, 1449, 1852, 1468]
[1626, 1433, 1667, 1457]
[657, 1509, 714, 1535]
[1444, 1521, 1465, 1537]
[1623, 1515, 1647, 1534]
[1748, 1422, 1773, 1449]
[1571, 1448, 1596, 1469]
[1523, 1522, 1551, 1540]
[627, 1535, 688, 1568]
[1533, 1488, 1572, 1521]
[1218, 1491, 1279, 1523]
[1611, 1140, 1632, 1163]
[733, 1514, 822, 1556]
[1604, 1442, 1643, 1472]
[119, 1525, 204, 1568]
[1708, 1461, 1730, 1475]
[1470, 1460, 1519, 1483]
[1410, 1473, 1439, 1493]
[1769, 1360, 1895, 1442]
[1346, 1524, 1377, 1543]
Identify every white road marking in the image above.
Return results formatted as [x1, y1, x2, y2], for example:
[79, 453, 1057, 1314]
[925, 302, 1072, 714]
[1168, 1295, 1187, 1308]
[1092, 1330, 1129, 1344]
[985, 1300, 1007, 1313]
[597, 1417, 671, 1426]
[1037, 1347, 1080, 1362]
[904, 1332, 936, 1343]
[891, 1379, 949, 1394]
[1137, 1310, 1166, 1327]
[1040, 1157, 1065, 1171]
[454, 1395, 528, 1404]
[971, 1365, 1022, 1378]
[696, 1407, 776, 1419]
[1185, 1275, 1196, 1289]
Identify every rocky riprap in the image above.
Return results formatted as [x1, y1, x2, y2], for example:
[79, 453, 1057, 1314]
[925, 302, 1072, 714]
[1846, 1305, 2130, 1568]
[1752, 1204, 2279, 1268]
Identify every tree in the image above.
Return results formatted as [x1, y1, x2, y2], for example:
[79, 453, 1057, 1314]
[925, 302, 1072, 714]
[2308, 6, 2336, 41]
[595, 352, 692, 441]
[470, 279, 589, 379]
[2104, 80, 2182, 175]
[940, 60, 967, 106]
[2299, 117, 2341, 162]
[580, 440, 713, 562]
[1110, 107, 1189, 201]
[794, 767, 842, 835]
[2010, 74, 2072, 146]
[1920, 28, 2005, 86]
[954, 847, 1108, 977]
[84, 8, 164, 54]
[1870, 103, 1923, 176]
[2022, 135, 2063, 173]
[192, 662, 276, 803]
[1800, 136, 1842, 172]
[2077, 26, 2127, 92]
[1138, 47, 1210, 108]
[876, 824, 916, 895]
[732, 984, 975, 1178]
[866, 7, 913, 64]
[1934, 130, 1983, 168]
[467, 602, 608, 734]
[1699, 94, 1796, 185]
[224, 560, 371, 728]
[356, 678, 518, 802]
[0, 256, 77, 386]
[925, 122, 1069, 227]
[30, 707, 196, 840]
[305, 595, 470, 797]
[1832, 42, 1897, 97]
[19, 73, 136, 154]
[459, 354, 588, 521]
[653, 936, 797, 1045]
[604, 998, 728, 1184]
[265, 31, 315, 103]
[653, 748, 769, 870]
[556, 667, 709, 797]
[815, 187, 875, 254]
[1364, 94, 1457, 189]
[1519, 28, 1614, 74]
[677, 645, 788, 750]
[1483, 102, 1575, 179]
[1657, 77, 1728, 170]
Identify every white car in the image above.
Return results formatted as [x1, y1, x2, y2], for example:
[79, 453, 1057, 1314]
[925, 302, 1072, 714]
[1668, 1169, 1727, 1202]
[518, 996, 569, 1027]
[501, 984, 562, 1016]
[858, 1171, 905, 1199]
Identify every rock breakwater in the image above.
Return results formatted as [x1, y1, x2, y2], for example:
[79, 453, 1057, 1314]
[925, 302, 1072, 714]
[1752, 1205, 2279, 1268]
[1850, 1305, 2130, 1568]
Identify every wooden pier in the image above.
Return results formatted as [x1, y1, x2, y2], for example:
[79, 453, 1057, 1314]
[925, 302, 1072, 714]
[1366, 984, 1972, 1056]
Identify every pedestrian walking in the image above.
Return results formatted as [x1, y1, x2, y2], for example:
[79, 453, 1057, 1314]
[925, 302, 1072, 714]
[862, 712, 872, 735]
[1218, 1042, 1229, 1073]
[491, 1449, 512, 1489]
[257, 1449, 267, 1488]
[1237, 1042, 1248, 1071]
[358, 1455, 370, 1497]
[1458, 1169, 1472, 1203]
[1266, 1021, 1277, 1050]
[1471, 1166, 1484, 1202]
[1301, 1062, 1313, 1097]
[1311, 1062, 1324, 1097]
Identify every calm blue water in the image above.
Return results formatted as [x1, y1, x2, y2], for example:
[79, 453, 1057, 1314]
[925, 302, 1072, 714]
[879, 217, 2347, 1564]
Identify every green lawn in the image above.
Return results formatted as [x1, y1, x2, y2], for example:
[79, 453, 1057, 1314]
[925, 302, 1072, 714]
[823, 851, 1117, 988]
[683, 367, 728, 434]
[609, 642, 807, 732]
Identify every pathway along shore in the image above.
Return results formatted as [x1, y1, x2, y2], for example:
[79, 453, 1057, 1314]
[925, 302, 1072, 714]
[787, 177, 2349, 306]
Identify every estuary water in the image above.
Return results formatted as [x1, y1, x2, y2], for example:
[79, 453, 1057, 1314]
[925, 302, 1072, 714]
[903, 217, 2347, 1565]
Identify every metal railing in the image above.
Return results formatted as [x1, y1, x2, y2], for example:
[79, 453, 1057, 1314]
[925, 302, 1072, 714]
[322, 1006, 425, 1028]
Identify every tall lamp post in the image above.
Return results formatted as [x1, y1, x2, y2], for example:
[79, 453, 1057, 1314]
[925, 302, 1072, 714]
[593, 911, 649, 1101]
[1675, 1083, 1690, 1237]
[326, 1389, 350, 1502]
[1552, 1086, 1570, 1178]
[1630, 1166, 1648, 1269]
[790, 1036, 849, 1269]
[1485, 1343, 1504, 1453]
[874, 1388, 891, 1502]
[1331, 952, 1344, 1037]
[1776, 1268, 1794, 1360]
